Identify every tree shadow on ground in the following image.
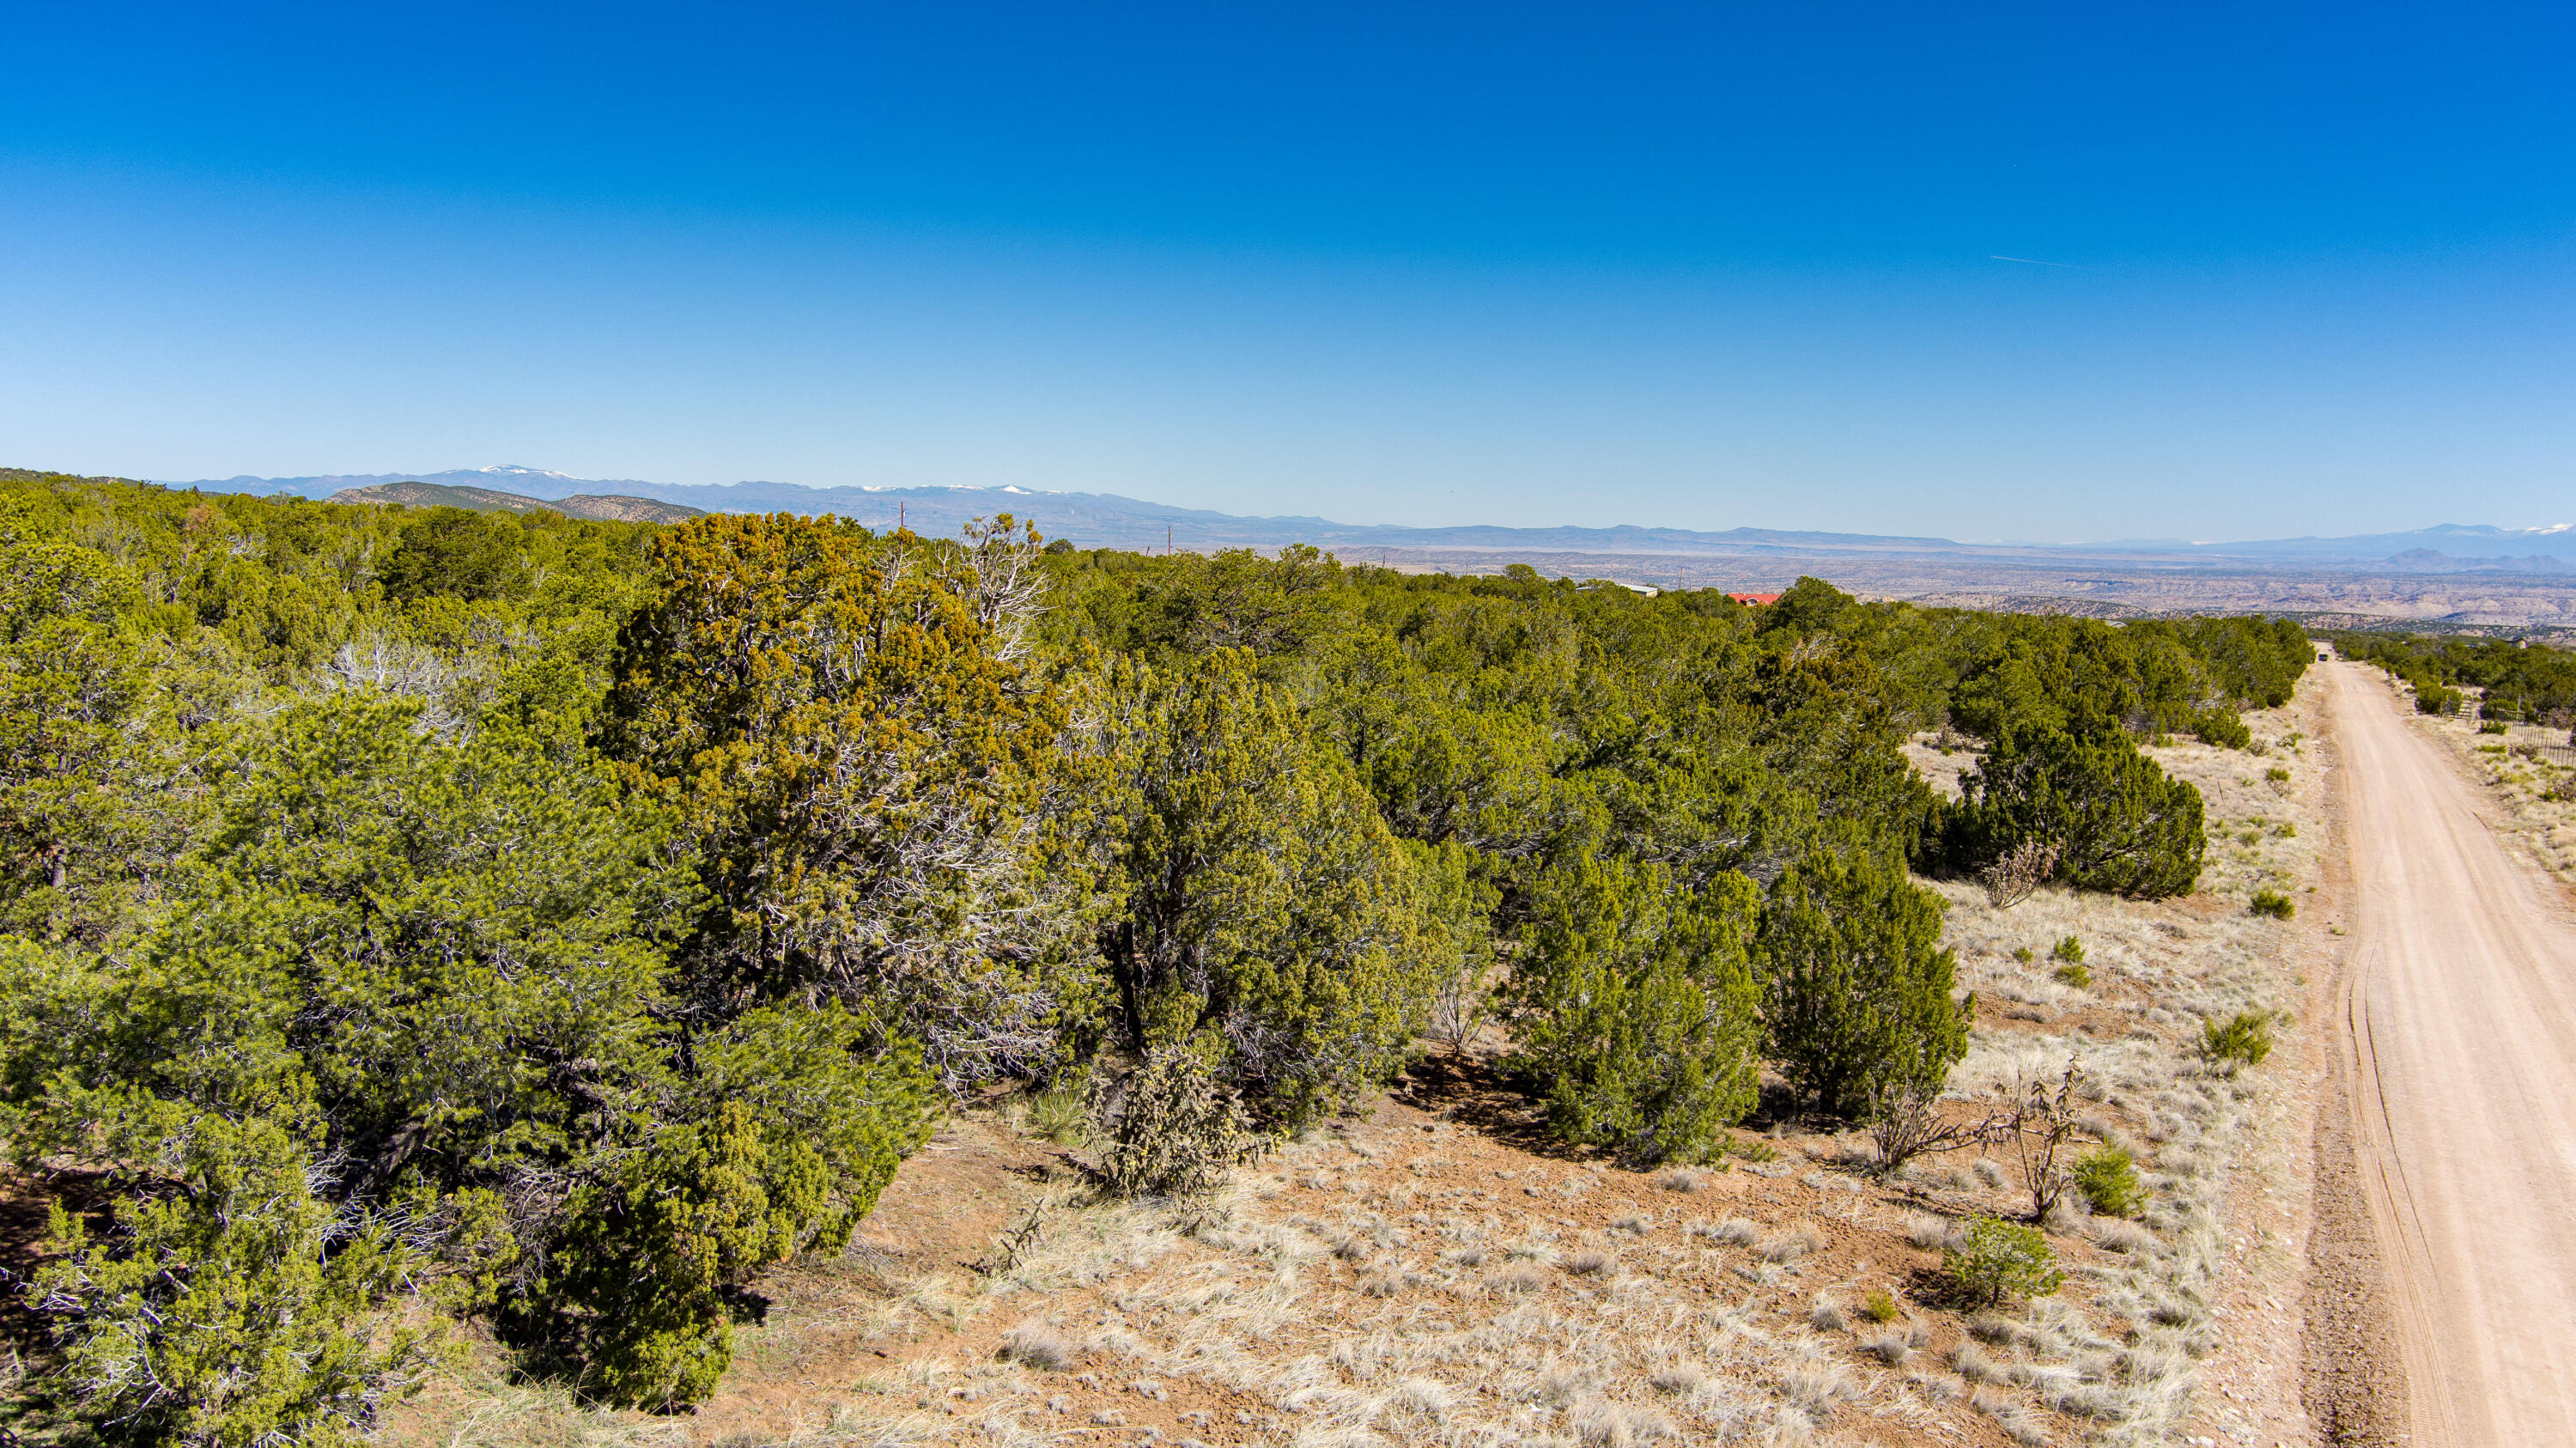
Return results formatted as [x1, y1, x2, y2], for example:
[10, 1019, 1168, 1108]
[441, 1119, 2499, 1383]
[1388, 1049, 1587, 1162]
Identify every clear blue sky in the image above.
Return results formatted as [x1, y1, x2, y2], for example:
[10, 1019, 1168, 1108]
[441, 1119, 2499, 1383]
[3, 2, 2569, 540]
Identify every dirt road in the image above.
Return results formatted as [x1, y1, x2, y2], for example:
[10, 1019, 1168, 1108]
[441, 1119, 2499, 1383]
[2323, 661, 2576, 1445]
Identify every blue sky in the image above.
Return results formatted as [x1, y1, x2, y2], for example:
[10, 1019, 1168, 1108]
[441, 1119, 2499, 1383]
[2, 1, 2569, 540]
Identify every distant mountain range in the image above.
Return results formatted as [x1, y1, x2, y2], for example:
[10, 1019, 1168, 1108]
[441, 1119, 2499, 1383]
[325, 480, 707, 525]
[161, 464, 2576, 573]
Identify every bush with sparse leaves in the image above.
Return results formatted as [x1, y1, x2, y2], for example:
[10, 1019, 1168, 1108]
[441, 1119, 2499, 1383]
[1087, 1044, 1260, 1197]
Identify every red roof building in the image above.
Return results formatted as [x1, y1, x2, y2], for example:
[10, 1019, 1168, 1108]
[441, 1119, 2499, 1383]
[1727, 593, 1781, 606]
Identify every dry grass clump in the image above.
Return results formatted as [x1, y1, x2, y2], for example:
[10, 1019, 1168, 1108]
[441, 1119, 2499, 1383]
[1777, 1363, 1858, 1417]
[1566, 1249, 1616, 1277]
[1756, 1221, 1826, 1262]
[1653, 1167, 1707, 1194]
[1902, 1213, 1954, 1251]
[1951, 1342, 1999, 1383]
[1647, 1363, 1706, 1396]
[1571, 1397, 1678, 1446]
[996, 1321, 1074, 1372]
[1859, 1330, 1911, 1366]
[1807, 1296, 1847, 1332]
[2091, 1218, 2160, 1255]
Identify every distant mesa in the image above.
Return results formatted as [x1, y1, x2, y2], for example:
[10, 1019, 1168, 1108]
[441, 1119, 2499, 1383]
[329, 480, 706, 525]
[2381, 547, 2570, 575]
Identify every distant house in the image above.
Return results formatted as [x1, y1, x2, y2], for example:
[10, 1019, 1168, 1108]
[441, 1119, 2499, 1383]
[1728, 593, 1782, 606]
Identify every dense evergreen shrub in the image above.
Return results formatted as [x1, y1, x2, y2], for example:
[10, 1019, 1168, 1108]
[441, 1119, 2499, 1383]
[1506, 859, 1764, 1163]
[1757, 840, 1970, 1120]
[1095, 650, 1430, 1127]
[1941, 723, 2206, 899]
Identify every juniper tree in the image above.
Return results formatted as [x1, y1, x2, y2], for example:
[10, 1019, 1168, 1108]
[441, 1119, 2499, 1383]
[1757, 839, 1970, 1120]
[1947, 721, 2206, 898]
[1506, 857, 1765, 1163]
[1092, 649, 1430, 1127]
[599, 512, 1097, 1092]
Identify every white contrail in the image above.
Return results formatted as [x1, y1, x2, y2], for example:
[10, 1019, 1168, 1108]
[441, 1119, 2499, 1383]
[1990, 254, 2084, 268]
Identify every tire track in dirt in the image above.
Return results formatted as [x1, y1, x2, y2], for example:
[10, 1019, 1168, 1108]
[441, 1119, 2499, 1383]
[2310, 661, 2576, 1445]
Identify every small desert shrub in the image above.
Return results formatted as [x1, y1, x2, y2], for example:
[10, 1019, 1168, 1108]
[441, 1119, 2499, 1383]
[2249, 890, 2295, 920]
[2275, 822, 2298, 837]
[2050, 935, 2085, 964]
[1941, 1216, 2063, 1309]
[1979, 838, 2061, 910]
[1088, 1045, 1258, 1197]
[999, 1322, 1074, 1372]
[1727, 1136, 1779, 1164]
[1861, 1288, 1901, 1323]
[1022, 1083, 1088, 1146]
[2193, 709, 2252, 749]
[1864, 1075, 1997, 1175]
[2011, 946, 2035, 964]
[1757, 1221, 1826, 1262]
[2266, 766, 2292, 782]
[2479, 720, 2508, 735]
[2052, 962, 2091, 988]
[2073, 1146, 2145, 1219]
[2201, 1009, 2277, 1071]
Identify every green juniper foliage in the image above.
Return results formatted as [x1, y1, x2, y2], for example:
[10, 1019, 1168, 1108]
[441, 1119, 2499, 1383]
[1942, 1214, 2064, 1308]
[0, 468, 2306, 1439]
[1506, 858, 1763, 1164]
[2073, 1145, 2146, 1219]
[1757, 838, 1971, 1119]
